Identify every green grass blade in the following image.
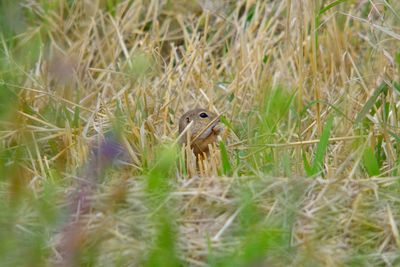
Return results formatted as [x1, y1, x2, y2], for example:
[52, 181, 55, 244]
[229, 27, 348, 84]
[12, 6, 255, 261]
[300, 99, 353, 123]
[219, 141, 232, 176]
[388, 130, 400, 143]
[311, 115, 334, 176]
[362, 147, 380, 176]
[319, 0, 349, 15]
[73, 105, 80, 128]
[220, 115, 233, 130]
[355, 83, 388, 124]
[302, 150, 313, 176]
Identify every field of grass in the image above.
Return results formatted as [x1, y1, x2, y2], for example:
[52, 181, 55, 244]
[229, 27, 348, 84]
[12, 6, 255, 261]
[1, 0, 400, 266]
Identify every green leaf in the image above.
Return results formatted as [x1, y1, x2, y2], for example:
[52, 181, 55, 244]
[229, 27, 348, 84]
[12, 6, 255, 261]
[300, 99, 353, 123]
[246, 5, 256, 23]
[219, 141, 232, 176]
[355, 83, 388, 124]
[220, 115, 233, 130]
[311, 115, 334, 176]
[106, 0, 117, 16]
[393, 82, 400, 94]
[302, 150, 313, 176]
[396, 51, 400, 67]
[263, 55, 269, 64]
[388, 130, 400, 143]
[362, 147, 380, 176]
[319, 0, 349, 15]
[73, 105, 80, 128]
[73, 90, 81, 128]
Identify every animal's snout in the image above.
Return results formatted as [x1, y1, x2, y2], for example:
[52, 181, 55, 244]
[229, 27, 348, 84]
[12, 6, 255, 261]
[212, 121, 224, 135]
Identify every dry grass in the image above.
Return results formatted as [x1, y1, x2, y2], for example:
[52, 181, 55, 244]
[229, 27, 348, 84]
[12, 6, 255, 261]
[1, 0, 400, 266]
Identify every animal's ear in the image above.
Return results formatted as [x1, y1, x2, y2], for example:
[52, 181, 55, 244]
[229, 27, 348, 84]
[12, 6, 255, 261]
[186, 117, 190, 123]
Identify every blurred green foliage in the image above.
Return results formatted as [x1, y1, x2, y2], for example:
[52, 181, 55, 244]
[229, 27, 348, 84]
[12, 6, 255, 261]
[246, 86, 295, 175]
[303, 116, 334, 177]
[207, 180, 300, 266]
[143, 145, 181, 266]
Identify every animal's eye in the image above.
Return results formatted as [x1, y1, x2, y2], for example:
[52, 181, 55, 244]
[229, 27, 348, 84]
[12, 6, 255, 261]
[199, 112, 208, 118]
[186, 117, 190, 123]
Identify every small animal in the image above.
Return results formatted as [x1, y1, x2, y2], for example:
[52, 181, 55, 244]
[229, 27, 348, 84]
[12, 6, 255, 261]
[178, 108, 224, 157]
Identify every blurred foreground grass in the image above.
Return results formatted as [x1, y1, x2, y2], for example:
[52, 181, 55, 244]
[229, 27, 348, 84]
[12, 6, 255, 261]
[1, 0, 400, 266]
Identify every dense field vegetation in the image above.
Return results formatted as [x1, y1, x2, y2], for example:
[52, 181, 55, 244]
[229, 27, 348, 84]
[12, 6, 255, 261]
[1, 0, 400, 266]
